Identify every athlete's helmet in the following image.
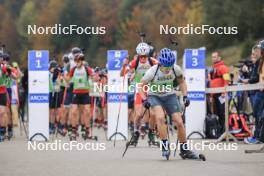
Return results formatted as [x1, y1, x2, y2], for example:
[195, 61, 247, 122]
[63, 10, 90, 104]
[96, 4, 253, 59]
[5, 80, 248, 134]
[71, 47, 82, 55]
[63, 54, 69, 64]
[49, 60, 58, 69]
[136, 42, 150, 56]
[158, 48, 175, 67]
[2, 53, 10, 61]
[94, 67, 100, 72]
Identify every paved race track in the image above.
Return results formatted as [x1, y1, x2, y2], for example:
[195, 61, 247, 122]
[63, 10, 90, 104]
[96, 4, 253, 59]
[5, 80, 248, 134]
[0, 128, 263, 176]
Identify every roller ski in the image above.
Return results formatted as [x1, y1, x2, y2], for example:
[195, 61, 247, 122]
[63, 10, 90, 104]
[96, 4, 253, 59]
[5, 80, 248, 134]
[103, 121, 108, 131]
[87, 136, 98, 141]
[68, 127, 77, 141]
[122, 131, 140, 157]
[57, 123, 67, 137]
[140, 123, 149, 139]
[129, 131, 140, 147]
[148, 129, 159, 147]
[7, 129, 13, 140]
[0, 135, 5, 142]
[128, 122, 134, 135]
[49, 123, 56, 135]
[179, 150, 206, 161]
[58, 127, 67, 137]
[69, 132, 77, 141]
[82, 128, 98, 141]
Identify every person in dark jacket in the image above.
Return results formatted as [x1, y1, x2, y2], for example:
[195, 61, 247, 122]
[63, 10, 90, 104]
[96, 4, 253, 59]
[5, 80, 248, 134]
[242, 45, 261, 106]
[244, 42, 264, 144]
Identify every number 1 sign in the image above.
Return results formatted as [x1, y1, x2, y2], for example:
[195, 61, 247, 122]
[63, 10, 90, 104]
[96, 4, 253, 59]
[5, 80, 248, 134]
[28, 50, 49, 141]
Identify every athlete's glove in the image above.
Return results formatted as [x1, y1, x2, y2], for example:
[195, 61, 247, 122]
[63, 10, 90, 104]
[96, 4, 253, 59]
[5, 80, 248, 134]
[6, 66, 12, 75]
[183, 96, 190, 107]
[142, 99, 151, 109]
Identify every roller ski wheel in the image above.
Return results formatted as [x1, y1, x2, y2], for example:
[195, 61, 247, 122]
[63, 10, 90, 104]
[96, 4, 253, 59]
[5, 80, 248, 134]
[69, 132, 77, 141]
[88, 136, 98, 141]
[148, 141, 160, 147]
[69, 135, 77, 141]
[130, 141, 137, 147]
[127, 137, 138, 147]
[179, 151, 206, 161]
[49, 128, 55, 135]
[126, 139, 137, 147]
[82, 133, 87, 140]
[130, 131, 140, 147]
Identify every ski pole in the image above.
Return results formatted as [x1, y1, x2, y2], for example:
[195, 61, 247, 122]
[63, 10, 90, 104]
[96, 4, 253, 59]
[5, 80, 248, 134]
[113, 72, 126, 147]
[122, 108, 148, 157]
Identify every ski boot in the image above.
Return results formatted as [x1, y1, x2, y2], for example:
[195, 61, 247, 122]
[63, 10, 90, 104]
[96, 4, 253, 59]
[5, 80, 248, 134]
[49, 123, 55, 134]
[128, 131, 140, 147]
[69, 132, 77, 141]
[81, 128, 86, 140]
[148, 129, 159, 147]
[82, 130, 88, 140]
[7, 130, 13, 140]
[103, 121, 108, 131]
[179, 150, 206, 161]
[49, 127, 55, 135]
[82, 128, 98, 141]
[56, 123, 65, 136]
[123, 131, 140, 156]
[161, 140, 170, 160]
[140, 125, 147, 139]
[58, 127, 67, 137]
[128, 123, 134, 135]
[0, 135, 5, 142]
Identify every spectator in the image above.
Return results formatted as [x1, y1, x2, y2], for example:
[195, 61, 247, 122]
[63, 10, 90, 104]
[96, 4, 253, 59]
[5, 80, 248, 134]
[244, 41, 264, 144]
[241, 45, 260, 109]
[209, 52, 230, 134]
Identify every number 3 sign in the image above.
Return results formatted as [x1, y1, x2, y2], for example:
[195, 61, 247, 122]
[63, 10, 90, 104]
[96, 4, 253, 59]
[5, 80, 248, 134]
[185, 49, 205, 69]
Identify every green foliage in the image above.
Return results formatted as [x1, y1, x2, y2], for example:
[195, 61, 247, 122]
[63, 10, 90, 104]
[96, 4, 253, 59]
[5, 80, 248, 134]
[241, 37, 255, 59]
[16, 0, 37, 38]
